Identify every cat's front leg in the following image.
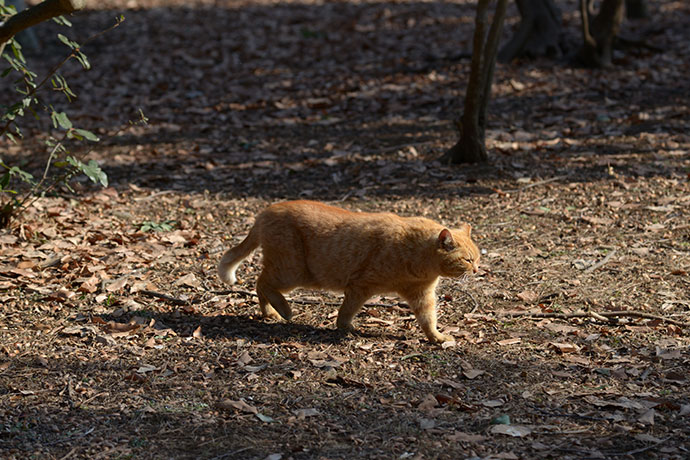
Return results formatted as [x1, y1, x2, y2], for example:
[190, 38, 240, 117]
[403, 289, 454, 343]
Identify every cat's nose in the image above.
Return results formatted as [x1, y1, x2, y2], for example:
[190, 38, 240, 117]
[472, 264, 479, 274]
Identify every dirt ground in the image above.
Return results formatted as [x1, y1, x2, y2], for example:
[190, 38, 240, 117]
[1, 0, 689, 459]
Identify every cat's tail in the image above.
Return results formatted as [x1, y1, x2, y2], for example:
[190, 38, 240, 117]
[218, 224, 261, 285]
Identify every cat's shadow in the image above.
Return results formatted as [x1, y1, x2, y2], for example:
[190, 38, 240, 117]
[98, 310, 403, 345]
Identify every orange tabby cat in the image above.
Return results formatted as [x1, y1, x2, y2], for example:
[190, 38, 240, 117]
[218, 200, 479, 343]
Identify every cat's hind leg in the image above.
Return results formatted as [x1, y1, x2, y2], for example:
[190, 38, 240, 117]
[256, 274, 293, 321]
[336, 288, 370, 333]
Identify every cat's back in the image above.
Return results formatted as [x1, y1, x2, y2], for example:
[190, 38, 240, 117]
[261, 200, 352, 222]
[258, 200, 392, 228]
[259, 201, 442, 246]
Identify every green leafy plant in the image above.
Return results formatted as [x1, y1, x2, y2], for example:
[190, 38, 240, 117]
[138, 220, 177, 233]
[0, 3, 126, 228]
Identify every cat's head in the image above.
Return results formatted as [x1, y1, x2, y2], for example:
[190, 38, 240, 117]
[436, 224, 480, 277]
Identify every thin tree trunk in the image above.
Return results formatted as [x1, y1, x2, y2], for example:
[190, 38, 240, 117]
[478, 0, 508, 138]
[579, 0, 625, 68]
[498, 0, 562, 63]
[442, 0, 508, 164]
[625, 0, 648, 19]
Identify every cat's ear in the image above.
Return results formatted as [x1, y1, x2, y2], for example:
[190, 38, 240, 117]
[438, 229, 455, 251]
[459, 223, 472, 238]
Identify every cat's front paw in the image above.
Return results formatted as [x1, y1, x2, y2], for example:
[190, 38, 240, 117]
[335, 321, 356, 334]
[428, 333, 454, 344]
[262, 311, 283, 321]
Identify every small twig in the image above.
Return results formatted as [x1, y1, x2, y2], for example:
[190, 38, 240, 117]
[527, 403, 608, 421]
[615, 35, 664, 53]
[606, 437, 671, 457]
[73, 391, 108, 409]
[133, 190, 176, 202]
[40, 136, 66, 184]
[0, 15, 123, 140]
[139, 290, 189, 306]
[46, 426, 95, 446]
[499, 309, 689, 328]
[503, 175, 567, 194]
[39, 255, 61, 269]
[209, 447, 252, 460]
[374, 140, 432, 154]
[213, 288, 255, 298]
[456, 287, 480, 313]
[59, 447, 78, 460]
[587, 310, 609, 322]
[584, 248, 617, 273]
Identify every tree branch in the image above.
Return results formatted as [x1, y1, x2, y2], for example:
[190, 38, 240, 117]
[584, 248, 617, 273]
[499, 309, 689, 328]
[0, 0, 86, 44]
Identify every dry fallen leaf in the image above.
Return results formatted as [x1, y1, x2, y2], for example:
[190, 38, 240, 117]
[490, 424, 532, 437]
[549, 342, 580, 353]
[79, 275, 100, 293]
[293, 408, 319, 418]
[583, 396, 643, 410]
[436, 378, 463, 390]
[644, 223, 665, 232]
[463, 369, 485, 380]
[482, 399, 504, 408]
[516, 290, 539, 303]
[136, 365, 157, 374]
[581, 216, 614, 226]
[105, 321, 140, 334]
[418, 393, 439, 411]
[447, 431, 487, 443]
[638, 408, 655, 425]
[656, 348, 681, 360]
[236, 351, 252, 366]
[418, 418, 435, 430]
[106, 277, 128, 293]
[217, 399, 258, 414]
[174, 273, 201, 289]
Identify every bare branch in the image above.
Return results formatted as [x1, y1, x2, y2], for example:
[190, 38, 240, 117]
[0, 0, 86, 44]
[498, 309, 689, 328]
[584, 248, 617, 273]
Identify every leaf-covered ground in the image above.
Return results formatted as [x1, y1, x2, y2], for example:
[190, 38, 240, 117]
[1, 0, 689, 459]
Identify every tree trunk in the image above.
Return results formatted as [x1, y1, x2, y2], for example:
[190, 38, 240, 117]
[578, 0, 625, 68]
[498, 0, 563, 63]
[442, 0, 508, 165]
[625, 0, 648, 19]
